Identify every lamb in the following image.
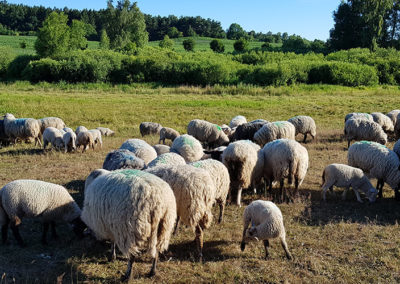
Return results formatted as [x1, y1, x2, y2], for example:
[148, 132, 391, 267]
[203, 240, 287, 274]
[254, 139, 309, 202]
[3, 113, 42, 146]
[38, 117, 65, 134]
[170, 134, 204, 162]
[387, 110, 400, 126]
[371, 112, 394, 133]
[348, 141, 400, 200]
[139, 122, 162, 137]
[0, 179, 85, 246]
[159, 127, 180, 144]
[287, 115, 317, 143]
[146, 152, 186, 168]
[187, 119, 229, 148]
[76, 131, 95, 153]
[96, 127, 115, 137]
[119, 139, 157, 166]
[43, 127, 64, 150]
[81, 169, 176, 279]
[88, 129, 103, 149]
[344, 118, 387, 148]
[229, 115, 247, 128]
[62, 131, 76, 153]
[221, 140, 261, 206]
[103, 149, 145, 171]
[344, 113, 373, 122]
[153, 144, 170, 155]
[321, 164, 378, 203]
[75, 126, 88, 136]
[145, 165, 215, 262]
[190, 159, 230, 223]
[253, 121, 296, 147]
[232, 121, 267, 142]
[240, 200, 292, 260]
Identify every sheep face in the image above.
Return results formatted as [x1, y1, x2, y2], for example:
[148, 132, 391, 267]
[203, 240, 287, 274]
[70, 217, 87, 238]
[367, 187, 378, 203]
[378, 137, 387, 145]
[54, 137, 64, 150]
[245, 226, 260, 241]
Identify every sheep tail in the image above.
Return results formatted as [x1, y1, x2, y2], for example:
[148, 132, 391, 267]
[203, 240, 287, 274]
[155, 207, 175, 254]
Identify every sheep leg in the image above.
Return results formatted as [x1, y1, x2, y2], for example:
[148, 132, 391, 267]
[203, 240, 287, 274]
[173, 216, 180, 235]
[147, 252, 158, 277]
[303, 133, 307, 143]
[10, 218, 24, 247]
[280, 237, 292, 260]
[122, 254, 135, 282]
[36, 137, 42, 147]
[263, 240, 270, 259]
[236, 187, 242, 207]
[1, 216, 9, 244]
[240, 227, 247, 251]
[342, 187, 349, 200]
[42, 222, 49, 245]
[279, 179, 285, 203]
[347, 140, 351, 149]
[377, 180, 384, 199]
[218, 201, 224, 224]
[195, 225, 204, 262]
[110, 243, 116, 261]
[50, 221, 58, 239]
[353, 188, 363, 203]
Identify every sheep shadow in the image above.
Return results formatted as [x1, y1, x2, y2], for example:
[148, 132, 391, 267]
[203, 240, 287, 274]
[0, 148, 44, 156]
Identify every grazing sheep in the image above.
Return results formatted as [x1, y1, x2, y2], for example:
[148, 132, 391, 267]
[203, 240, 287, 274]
[344, 113, 373, 122]
[287, 115, 317, 143]
[187, 119, 229, 148]
[96, 127, 115, 137]
[255, 139, 309, 202]
[203, 146, 227, 161]
[119, 139, 157, 166]
[240, 200, 292, 260]
[153, 144, 170, 156]
[387, 110, 400, 126]
[75, 126, 88, 136]
[229, 115, 247, 128]
[43, 127, 64, 150]
[348, 141, 400, 200]
[221, 140, 261, 206]
[0, 180, 85, 246]
[253, 121, 296, 147]
[170, 134, 204, 162]
[38, 117, 65, 135]
[147, 152, 186, 169]
[88, 129, 103, 149]
[81, 169, 176, 279]
[394, 113, 400, 138]
[62, 131, 76, 153]
[190, 159, 230, 223]
[139, 122, 162, 137]
[249, 119, 269, 124]
[3, 113, 42, 146]
[84, 169, 110, 191]
[0, 119, 10, 146]
[76, 131, 95, 153]
[371, 112, 394, 133]
[220, 124, 233, 136]
[344, 118, 387, 148]
[232, 121, 267, 142]
[159, 127, 180, 144]
[63, 127, 74, 134]
[145, 165, 215, 262]
[322, 164, 378, 203]
[103, 149, 145, 171]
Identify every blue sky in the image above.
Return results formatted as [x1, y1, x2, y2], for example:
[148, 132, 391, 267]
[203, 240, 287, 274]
[7, 0, 340, 40]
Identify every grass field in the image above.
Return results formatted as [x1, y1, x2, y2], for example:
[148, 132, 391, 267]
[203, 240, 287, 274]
[0, 82, 399, 283]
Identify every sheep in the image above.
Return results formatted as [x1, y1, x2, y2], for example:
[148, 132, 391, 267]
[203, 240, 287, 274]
[221, 140, 261, 206]
[321, 164, 378, 203]
[43, 127, 64, 150]
[96, 127, 115, 137]
[84, 169, 110, 191]
[119, 139, 157, 166]
[63, 127, 74, 134]
[348, 141, 400, 200]
[76, 131, 95, 153]
[187, 119, 229, 148]
[232, 121, 267, 142]
[287, 115, 317, 143]
[139, 122, 162, 137]
[75, 126, 88, 136]
[3, 113, 42, 146]
[170, 134, 204, 163]
[255, 139, 309, 202]
[203, 146, 227, 161]
[190, 159, 230, 223]
[371, 112, 394, 133]
[253, 121, 296, 147]
[249, 119, 269, 124]
[240, 200, 292, 260]
[62, 131, 76, 153]
[220, 124, 232, 136]
[88, 129, 103, 149]
[81, 169, 176, 279]
[344, 118, 387, 148]
[38, 117, 65, 135]
[344, 113, 373, 122]
[394, 112, 400, 138]
[387, 110, 400, 126]
[0, 180, 85, 247]
[159, 127, 180, 144]
[145, 165, 215, 262]
[393, 139, 400, 158]
[0, 119, 10, 147]
[153, 144, 170, 156]
[103, 149, 145, 171]
[146, 152, 186, 169]
[229, 115, 247, 128]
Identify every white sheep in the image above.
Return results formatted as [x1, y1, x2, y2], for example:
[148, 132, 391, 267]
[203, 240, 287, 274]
[229, 115, 247, 128]
[76, 131, 95, 153]
[146, 152, 186, 168]
[187, 119, 229, 148]
[103, 149, 145, 171]
[96, 127, 115, 137]
[81, 169, 176, 279]
[43, 127, 64, 150]
[344, 118, 387, 148]
[344, 113, 373, 122]
[63, 127, 74, 133]
[348, 141, 400, 200]
[159, 127, 180, 144]
[321, 164, 378, 203]
[190, 159, 230, 223]
[153, 144, 170, 156]
[170, 134, 204, 162]
[145, 165, 215, 262]
[139, 122, 162, 137]
[3, 113, 42, 146]
[62, 131, 76, 153]
[75, 126, 88, 136]
[88, 129, 103, 149]
[387, 110, 400, 126]
[240, 200, 292, 260]
[287, 115, 316, 143]
[371, 112, 394, 133]
[253, 121, 296, 147]
[38, 117, 65, 134]
[119, 139, 157, 166]
[0, 179, 85, 246]
[221, 140, 261, 206]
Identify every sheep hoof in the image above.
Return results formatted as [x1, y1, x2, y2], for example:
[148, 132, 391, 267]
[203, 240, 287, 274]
[240, 242, 245, 251]
[147, 270, 156, 278]
[286, 253, 293, 260]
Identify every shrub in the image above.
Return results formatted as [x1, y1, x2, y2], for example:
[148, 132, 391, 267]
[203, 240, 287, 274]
[22, 58, 62, 82]
[159, 35, 174, 49]
[20, 41, 27, 49]
[0, 47, 15, 79]
[183, 38, 195, 51]
[210, 39, 224, 53]
[7, 55, 39, 80]
[234, 38, 248, 52]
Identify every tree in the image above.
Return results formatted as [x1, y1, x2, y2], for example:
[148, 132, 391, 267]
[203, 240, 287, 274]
[210, 39, 224, 53]
[282, 35, 310, 53]
[227, 23, 247, 40]
[187, 25, 197, 37]
[167, 26, 182, 38]
[183, 38, 195, 51]
[159, 34, 174, 49]
[233, 38, 248, 52]
[99, 29, 110, 49]
[70, 19, 87, 50]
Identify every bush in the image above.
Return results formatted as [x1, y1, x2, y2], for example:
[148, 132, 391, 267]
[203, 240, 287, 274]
[19, 41, 27, 49]
[159, 35, 174, 49]
[0, 47, 15, 79]
[183, 38, 195, 51]
[210, 39, 224, 53]
[22, 58, 62, 82]
[7, 55, 39, 80]
[234, 38, 248, 52]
